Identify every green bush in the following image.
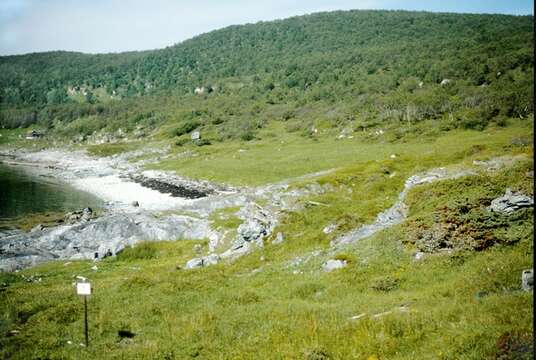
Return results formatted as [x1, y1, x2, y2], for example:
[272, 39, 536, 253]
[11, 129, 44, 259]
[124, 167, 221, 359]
[116, 242, 159, 261]
[171, 120, 200, 137]
[240, 131, 255, 141]
[371, 276, 400, 292]
[174, 138, 189, 147]
[195, 139, 212, 146]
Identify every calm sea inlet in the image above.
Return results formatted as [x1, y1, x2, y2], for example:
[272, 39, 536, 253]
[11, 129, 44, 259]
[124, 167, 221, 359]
[0, 162, 102, 232]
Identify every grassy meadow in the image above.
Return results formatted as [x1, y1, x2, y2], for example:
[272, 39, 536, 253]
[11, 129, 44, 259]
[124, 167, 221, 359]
[0, 120, 533, 359]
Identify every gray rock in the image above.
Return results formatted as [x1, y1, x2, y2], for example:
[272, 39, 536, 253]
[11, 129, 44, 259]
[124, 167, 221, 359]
[229, 204, 276, 254]
[131, 201, 140, 207]
[184, 254, 220, 269]
[488, 189, 533, 214]
[323, 259, 347, 272]
[237, 220, 266, 243]
[0, 212, 218, 272]
[522, 269, 533, 291]
[185, 257, 203, 269]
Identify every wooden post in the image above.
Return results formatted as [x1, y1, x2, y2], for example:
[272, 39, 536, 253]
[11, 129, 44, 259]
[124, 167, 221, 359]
[84, 295, 89, 347]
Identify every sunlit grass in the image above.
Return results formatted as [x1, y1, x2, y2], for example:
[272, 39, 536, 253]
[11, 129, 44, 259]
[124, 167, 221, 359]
[0, 121, 533, 358]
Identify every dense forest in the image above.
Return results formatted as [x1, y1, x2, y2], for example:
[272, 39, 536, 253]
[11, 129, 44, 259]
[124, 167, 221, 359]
[0, 10, 533, 141]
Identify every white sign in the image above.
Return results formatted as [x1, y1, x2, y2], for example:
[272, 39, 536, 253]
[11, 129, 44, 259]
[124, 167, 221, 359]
[76, 282, 91, 295]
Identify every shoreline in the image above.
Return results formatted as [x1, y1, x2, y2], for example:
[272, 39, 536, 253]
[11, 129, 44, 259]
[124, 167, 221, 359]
[0, 146, 329, 272]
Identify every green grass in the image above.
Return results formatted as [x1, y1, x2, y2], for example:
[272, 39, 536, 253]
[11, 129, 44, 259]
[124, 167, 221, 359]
[0, 211, 66, 232]
[0, 121, 533, 359]
[1, 221, 531, 359]
[149, 120, 533, 186]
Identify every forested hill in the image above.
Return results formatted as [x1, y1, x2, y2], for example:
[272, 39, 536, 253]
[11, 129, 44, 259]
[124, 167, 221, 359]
[0, 10, 533, 135]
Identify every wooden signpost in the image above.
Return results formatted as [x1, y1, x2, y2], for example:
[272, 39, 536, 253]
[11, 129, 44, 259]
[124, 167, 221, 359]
[76, 278, 91, 347]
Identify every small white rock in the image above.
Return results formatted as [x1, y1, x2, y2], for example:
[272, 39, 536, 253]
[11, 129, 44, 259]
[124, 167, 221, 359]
[414, 251, 425, 261]
[323, 223, 337, 234]
[323, 259, 347, 272]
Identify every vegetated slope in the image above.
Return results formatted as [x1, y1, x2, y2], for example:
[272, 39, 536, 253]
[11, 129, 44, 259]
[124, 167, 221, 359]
[0, 10, 533, 138]
[0, 123, 533, 359]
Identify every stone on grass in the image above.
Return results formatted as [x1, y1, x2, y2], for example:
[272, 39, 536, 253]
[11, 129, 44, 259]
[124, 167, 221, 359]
[522, 269, 533, 291]
[323, 259, 347, 272]
[488, 189, 533, 214]
[413, 251, 425, 261]
[184, 254, 220, 269]
[272, 232, 284, 244]
[323, 223, 337, 234]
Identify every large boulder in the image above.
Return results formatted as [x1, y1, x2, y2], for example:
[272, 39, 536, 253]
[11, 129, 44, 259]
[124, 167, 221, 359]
[237, 220, 267, 243]
[488, 189, 533, 214]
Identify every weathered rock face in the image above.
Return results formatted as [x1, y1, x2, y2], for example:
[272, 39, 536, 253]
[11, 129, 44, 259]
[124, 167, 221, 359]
[488, 189, 533, 214]
[218, 204, 277, 261]
[0, 212, 219, 272]
[522, 269, 533, 291]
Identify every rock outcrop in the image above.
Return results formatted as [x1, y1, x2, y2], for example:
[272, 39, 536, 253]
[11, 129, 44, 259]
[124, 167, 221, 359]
[0, 211, 219, 272]
[488, 189, 533, 214]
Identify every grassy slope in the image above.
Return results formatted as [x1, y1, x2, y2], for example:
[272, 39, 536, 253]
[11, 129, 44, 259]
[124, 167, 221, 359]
[0, 122, 533, 359]
[148, 120, 533, 186]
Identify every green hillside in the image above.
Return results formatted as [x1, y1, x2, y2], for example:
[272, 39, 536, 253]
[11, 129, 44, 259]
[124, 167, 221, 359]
[0, 10, 533, 138]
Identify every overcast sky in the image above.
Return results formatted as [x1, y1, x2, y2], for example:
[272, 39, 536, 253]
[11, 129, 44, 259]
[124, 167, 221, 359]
[0, 0, 533, 55]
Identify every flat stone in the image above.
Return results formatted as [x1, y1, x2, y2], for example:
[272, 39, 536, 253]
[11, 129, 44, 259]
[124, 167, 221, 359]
[488, 189, 533, 214]
[184, 254, 220, 269]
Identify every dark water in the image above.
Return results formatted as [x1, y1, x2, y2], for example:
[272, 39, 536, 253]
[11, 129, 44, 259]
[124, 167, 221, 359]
[0, 162, 102, 228]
